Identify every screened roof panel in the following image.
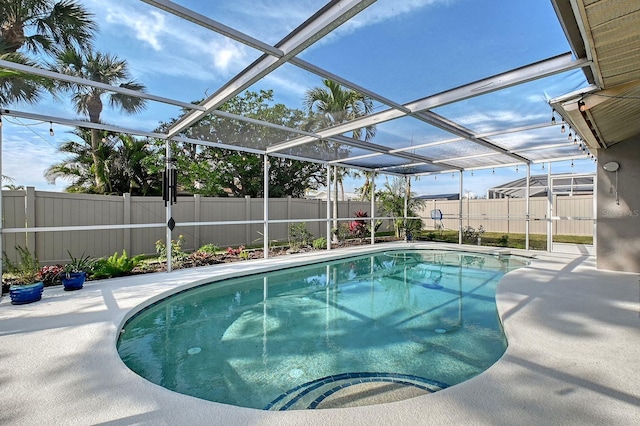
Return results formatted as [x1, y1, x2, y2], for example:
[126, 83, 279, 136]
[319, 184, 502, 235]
[0, 0, 605, 191]
[524, 144, 591, 162]
[346, 154, 410, 170]
[186, 117, 301, 152]
[96, 1, 267, 105]
[296, 0, 572, 103]
[380, 163, 450, 175]
[235, 61, 389, 134]
[413, 139, 498, 162]
[488, 126, 577, 154]
[169, 1, 330, 46]
[444, 153, 523, 170]
[432, 70, 591, 135]
[279, 141, 366, 163]
[364, 116, 460, 150]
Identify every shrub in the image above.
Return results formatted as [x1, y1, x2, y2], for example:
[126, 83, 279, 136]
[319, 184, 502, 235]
[3, 246, 41, 285]
[93, 250, 143, 279]
[332, 223, 351, 242]
[497, 234, 510, 247]
[38, 264, 64, 286]
[462, 225, 485, 242]
[198, 243, 219, 255]
[226, 245, 245, 256]
[312, 237, 327, 250]
[155, 235, 188, 266]
[349, 210, 369, 239]
[186, 251, 218, 267]
[289, 223, 313, 251]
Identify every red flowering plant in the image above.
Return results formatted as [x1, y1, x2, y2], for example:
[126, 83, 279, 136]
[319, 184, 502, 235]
[226, 245, 245, 256]
[38, 264, 64, 287]
[349, 210, 370, 240]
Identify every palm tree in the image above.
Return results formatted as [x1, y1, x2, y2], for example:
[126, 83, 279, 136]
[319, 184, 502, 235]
[50, 48, 148, 193]
[0, 0, 96, 55]
[304, 79, 376, 235]
[353, 170, 374, 201]
[378, 177, 425, 238]
[303, 79, 376, 141]
[0, 0, 96, 103]
[107, 134, 161, 195]
[0, 50, 51, 104]
[45, 127, 112, 192]
[45, 128, 160, 195]
[2, 174, 24, 189]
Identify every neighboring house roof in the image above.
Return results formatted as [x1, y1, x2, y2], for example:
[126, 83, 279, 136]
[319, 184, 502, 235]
[306, 190, 359, 201]
[416, 193, 460, 200]
[487, 174, 594, 199]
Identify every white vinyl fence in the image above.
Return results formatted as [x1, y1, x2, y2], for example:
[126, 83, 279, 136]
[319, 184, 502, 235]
[1, 188, 377, 264]
[1, 189, 593, 264]
[416, 195, 594, 236]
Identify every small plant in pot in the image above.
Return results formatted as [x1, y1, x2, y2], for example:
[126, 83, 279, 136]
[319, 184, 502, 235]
[62, 251, 95, 291]
[3, 246, 44, 305]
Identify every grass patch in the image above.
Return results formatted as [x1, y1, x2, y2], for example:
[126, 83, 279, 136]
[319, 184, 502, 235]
[416, 230, 592, 250]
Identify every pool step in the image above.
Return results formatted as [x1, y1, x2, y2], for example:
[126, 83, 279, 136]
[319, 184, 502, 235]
[265, 372, 448, 411]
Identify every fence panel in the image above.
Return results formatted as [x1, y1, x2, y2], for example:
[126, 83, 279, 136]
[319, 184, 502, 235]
[130, 196, 165, 257]
[417, 196, 593, 236]
[555, 195, 593, 236]
[1, 190, 594, 264]
[197, 197, 248, 248]
[1, 191, 27, 260]
[35, 192, 125, 263]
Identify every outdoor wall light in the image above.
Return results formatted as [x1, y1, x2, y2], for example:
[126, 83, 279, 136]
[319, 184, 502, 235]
[603, 161, 619, 172]
[603, 161, 620, 205]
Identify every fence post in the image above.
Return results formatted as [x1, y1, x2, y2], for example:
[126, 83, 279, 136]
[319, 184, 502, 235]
[194, 194, 201, 248]
[25, 186, 36, 253]
[506, 197, 510, 234]
[245, 196, 251, 246]
[433, 199, 437, 230]
[123, 193, 131, 254]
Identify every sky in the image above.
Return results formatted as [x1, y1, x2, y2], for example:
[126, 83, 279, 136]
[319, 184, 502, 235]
[1, 0, 596, 196]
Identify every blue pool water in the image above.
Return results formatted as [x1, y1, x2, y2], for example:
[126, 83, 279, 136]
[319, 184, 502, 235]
[117, 250, 527, 410]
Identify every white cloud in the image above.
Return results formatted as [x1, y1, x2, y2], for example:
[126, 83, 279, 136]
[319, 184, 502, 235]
[263, 73, 309, 98]
[320, 0, 456, 45]
[108, 10, 166, 51]
[86, 0, 250, 77]
[2, 126, 66, 191]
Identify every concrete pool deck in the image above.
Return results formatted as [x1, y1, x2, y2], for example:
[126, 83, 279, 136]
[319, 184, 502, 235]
[1, 242, 639, 425]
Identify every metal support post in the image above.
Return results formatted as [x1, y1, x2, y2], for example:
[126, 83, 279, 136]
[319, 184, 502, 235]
[263, 154, 269, 259]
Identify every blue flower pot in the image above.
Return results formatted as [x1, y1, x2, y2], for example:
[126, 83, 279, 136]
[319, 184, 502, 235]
[62, 272, 86, 291]
[9, 282, 44, 305]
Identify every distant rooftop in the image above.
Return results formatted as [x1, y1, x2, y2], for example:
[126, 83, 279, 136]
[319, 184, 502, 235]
[487, 173, 594, 199]
[416, 193, 460, 201]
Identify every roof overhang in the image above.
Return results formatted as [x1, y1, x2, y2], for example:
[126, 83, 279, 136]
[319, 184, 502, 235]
[551, 0, 640, 150]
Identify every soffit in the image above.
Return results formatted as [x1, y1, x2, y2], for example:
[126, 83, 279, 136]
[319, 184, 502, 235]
[554, 0, 640, 149]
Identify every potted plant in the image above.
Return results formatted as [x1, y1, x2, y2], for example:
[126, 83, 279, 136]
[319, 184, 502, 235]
[3, 246, 44, 305]
[62, 251, 94, 291]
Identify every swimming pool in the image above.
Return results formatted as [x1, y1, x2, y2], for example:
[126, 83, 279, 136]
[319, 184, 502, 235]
[117, 249, 527, 410]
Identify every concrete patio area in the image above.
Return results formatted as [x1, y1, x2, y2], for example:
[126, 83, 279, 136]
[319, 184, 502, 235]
[1, 242, 638, 425]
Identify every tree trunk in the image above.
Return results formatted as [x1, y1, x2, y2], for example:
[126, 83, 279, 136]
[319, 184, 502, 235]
[87, 95, 106, 193]
[3, 21, 26, 53]
[90, 128, 106, 193]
